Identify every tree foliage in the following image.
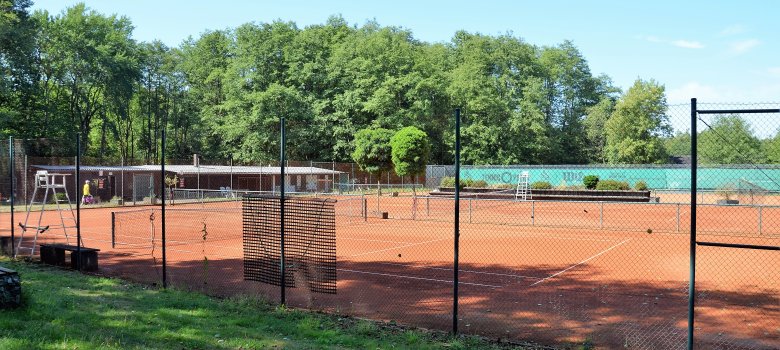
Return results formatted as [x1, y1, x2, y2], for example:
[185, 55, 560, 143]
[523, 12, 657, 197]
[604, 79, 670, 164]
[351, 127, 394, 176]
[699, 115, 765, 164]
[7, 4, 767, 169]
[664, 131, 691, 156]
[390, 126, 430, 178]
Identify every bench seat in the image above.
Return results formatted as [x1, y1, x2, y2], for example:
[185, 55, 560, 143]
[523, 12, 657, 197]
[39, 244, 100, 271]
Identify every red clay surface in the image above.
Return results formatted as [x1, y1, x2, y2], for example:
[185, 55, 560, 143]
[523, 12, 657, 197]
[1, 195, 777, 349]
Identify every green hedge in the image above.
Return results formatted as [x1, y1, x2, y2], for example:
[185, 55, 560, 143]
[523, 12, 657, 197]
[439, 177, 489, 188]
[530, 181, 553, 189]
[583, 175, 599, 189]
[595, 179, 630, 190]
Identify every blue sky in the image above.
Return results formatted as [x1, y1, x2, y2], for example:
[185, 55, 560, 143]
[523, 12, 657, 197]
[31, 0, 780, 130]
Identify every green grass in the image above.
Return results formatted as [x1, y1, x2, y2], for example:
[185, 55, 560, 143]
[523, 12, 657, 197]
[0, 258, 528, 350]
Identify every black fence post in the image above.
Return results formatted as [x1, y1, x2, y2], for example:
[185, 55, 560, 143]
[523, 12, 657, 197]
[453, 108, 461, 335]
[688, 98, 697, 350]
[280, 116, 286, 306]
[111, 212, 115, 249]
[76, 133, 81, 270]
[9, 136, 14, 258]
[161, 126, 167, 289]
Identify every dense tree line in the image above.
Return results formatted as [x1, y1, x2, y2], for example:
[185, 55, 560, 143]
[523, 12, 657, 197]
[1, 2, 777, 165]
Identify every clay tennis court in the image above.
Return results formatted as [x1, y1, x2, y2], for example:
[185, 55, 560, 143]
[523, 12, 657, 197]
[2, 195, 777, 349]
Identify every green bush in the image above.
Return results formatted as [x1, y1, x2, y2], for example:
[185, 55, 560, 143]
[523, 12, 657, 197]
[440, 177, 456, 188]
[595, 179, 630, 191]
[439, 177, 483, 189]
[530, 181, 553, 189]
[634, 180, 648, 191]
[583, 175, 599, 189]
[471, 180, 488, 188]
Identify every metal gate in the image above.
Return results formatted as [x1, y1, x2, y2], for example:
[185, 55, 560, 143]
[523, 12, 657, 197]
[690, 99, 779, 349]
[132, 174, 154, 204]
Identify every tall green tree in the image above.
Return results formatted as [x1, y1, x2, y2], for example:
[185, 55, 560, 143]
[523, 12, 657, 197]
[179, 29, 232, 159]
[538, 41, 605, 163]
[34, 4, 138, 153]
[352, 126, 394, 192]
[390, 126, 430, 184]
[604, 79, 670, 164]
[0, 0, 38, 138]
[391, 126, 430, 217]
[219, 83, 314, 163]
[583, 97, 616, 163]
[764, 131, 780, 164]
[699, 115, 765, 164]
[664, 131, 691, 157]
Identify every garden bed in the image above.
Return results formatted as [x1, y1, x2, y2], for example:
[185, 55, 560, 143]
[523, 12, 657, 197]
[431, 187, 651, 202]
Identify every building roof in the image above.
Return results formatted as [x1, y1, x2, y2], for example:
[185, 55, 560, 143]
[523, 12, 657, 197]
[32, 164, 343, 176]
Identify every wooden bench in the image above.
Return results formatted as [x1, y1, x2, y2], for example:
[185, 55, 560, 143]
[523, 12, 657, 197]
[0, 266, 21, 308]
[39, 244, 100, 271]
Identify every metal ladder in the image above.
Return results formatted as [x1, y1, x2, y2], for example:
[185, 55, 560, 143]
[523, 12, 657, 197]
[15, 171, 77, 258]
[515, 171, 531, 201]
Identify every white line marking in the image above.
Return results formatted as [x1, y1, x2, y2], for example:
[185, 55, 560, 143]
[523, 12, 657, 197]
[339, 237, 416, 244]
[339, 268, 503, 288]
[367, 261, 542, 280]
[530, 238, 632, 287]
[347, 238, 450, 258]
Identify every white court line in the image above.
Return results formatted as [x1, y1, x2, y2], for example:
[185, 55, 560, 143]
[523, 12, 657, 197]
[530, 238, 632, 287]
[339, 237, 416, 245]
[369, 261, 542, 280]
[348, 237, 450, 258]
[339, 268, 503, 288]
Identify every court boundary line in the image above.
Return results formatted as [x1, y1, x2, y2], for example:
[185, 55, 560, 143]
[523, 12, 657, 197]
[366, 261, 543, 281]
[339, 268, 503, 288]
[347, 237, 450, 258]
[530, 237, 632, 287]
[339, 237, 417, 245]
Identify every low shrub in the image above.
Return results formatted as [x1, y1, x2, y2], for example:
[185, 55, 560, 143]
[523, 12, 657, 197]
[471, 180, 488, 188]
[595, 179, 630, 191]
[439, 177, 485, 189]
[583, 175, 599, 189]
[530, 181, 553, 189]
[634, 180, 648, 191]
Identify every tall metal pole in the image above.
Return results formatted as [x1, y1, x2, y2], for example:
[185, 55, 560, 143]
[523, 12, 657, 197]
[9, 136, 14, 257]
[280, 116, 286, 305]
[121, 156, 124, 205]
[75, 133, 81, 270]
[687, 98, 697, 349]
[161, 126, 167, 289]
[453, 108, 461, 335]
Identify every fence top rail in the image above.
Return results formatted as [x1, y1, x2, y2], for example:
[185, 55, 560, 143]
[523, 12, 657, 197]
[697, 108, 780, 114]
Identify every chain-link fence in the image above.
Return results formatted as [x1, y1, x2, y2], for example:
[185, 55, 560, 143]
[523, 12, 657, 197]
[1, 101, 778, 349]
[692, 102, 779, 349]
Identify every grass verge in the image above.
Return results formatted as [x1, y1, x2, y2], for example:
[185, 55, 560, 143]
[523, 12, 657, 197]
[0, 258, 535, 350]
